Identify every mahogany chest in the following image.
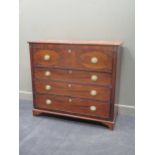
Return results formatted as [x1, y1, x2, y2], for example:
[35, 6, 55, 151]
[29, 40, 122, 129]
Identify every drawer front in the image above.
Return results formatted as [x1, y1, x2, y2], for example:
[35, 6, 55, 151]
[34, 80, 111, 101]
[35, 94, 110, 118]
[32, 45, 113, 71]
[34, 68, 112, 86]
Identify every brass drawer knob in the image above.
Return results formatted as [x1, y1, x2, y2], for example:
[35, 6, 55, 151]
[68, 84, 72, 88]
[68, 70, 73, 74]
[44, 54, 50, 61]
[91, 75, 98, 81]
[45, 85, 52, 90]
[69, 98, 73, 102]
[91, 57, 98, 64]
[44, 71, 51, 76]
[90, 90, 97, 96]
[90, 106, 96, 111]
[68, 49, 72, 53]
[45, 99, 52, 105]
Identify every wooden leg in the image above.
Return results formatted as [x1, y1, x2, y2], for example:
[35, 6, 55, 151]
[33, 109, 42, 116]
[101, 121, 115, 130]
[106, 123, 115, 130]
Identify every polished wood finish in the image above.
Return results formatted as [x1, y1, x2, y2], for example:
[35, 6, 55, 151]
[34, 68, 112, 86]
[32, 108, 115, 130]
[32, 45, 113, 72]
[29, 40, 122, 129]
[35, 94, 110, 119]
[34, 80, 111, 101]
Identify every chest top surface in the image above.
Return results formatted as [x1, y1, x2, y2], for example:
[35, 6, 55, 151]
[28, 40, 122, 46]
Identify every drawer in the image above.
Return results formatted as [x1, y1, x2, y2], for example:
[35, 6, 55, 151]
[34, 68, 112, 86]
[35, 94, 110, 119]
[33, 45, 113, 72]
[34, 80, 111, 102]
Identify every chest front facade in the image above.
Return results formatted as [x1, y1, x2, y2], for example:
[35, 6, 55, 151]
[29, 41, 121, 129]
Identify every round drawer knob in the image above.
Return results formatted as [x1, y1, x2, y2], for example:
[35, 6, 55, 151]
[44, 54, 50, 61]
[90, 106, 96, 111]
[91, 57, 98, 64]
[68, 49, 72, 53]
[45, 85, 52, 90]
[91, 75, 98, 81]
[90, 90, 97, 96]
[68, 70, 73, 74]
[44, 71, 51, 76]
[68, 84, 72, 88]
[45, 99, 52, 105]
[69, 98, 73, 102]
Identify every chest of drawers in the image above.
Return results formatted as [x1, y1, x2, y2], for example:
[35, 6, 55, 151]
[29, 40, 122, 129]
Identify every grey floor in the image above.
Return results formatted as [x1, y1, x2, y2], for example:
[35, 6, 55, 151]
[20, 100, 135, 155]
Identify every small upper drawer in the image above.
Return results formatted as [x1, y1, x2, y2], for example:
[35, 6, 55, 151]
[34, 68, 112, 86]
[35, 94, 110, 119]
[32, 44, 113, 72]
[34, 80, 111, 102]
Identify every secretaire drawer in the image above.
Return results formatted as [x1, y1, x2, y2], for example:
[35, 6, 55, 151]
[34, 80, 111, 102]
[32, 44, 113, 72]
[35, 94, 110, 119]
[34, 68, 112, 86]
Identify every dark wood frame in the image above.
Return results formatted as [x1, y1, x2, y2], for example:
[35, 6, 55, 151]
[29, 40, 122, 130]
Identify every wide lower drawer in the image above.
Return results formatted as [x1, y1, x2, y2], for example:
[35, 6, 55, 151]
[34, 68, 112, 86]
[34, 80, 111, 101]
[35, 94, 110, 118]
[32, 44, 113, 72]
